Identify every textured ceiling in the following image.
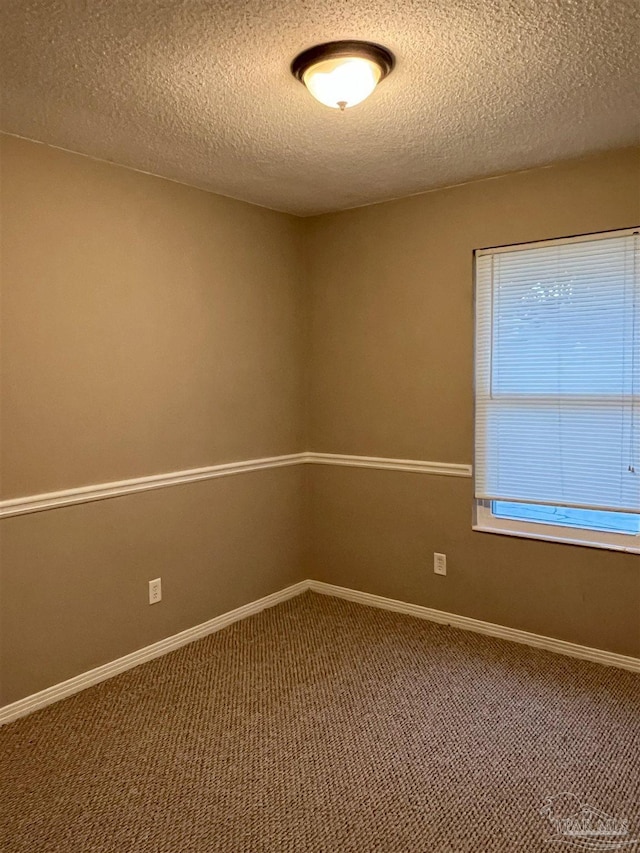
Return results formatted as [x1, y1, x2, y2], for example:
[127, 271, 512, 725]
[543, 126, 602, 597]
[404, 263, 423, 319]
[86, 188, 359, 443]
[1, 1, 639, 216]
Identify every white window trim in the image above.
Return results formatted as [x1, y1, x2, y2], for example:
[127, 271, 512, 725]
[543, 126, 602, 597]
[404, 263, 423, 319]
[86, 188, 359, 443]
[476, 226, 639, 256]
[473, 226, 640, 552]
[473, 502, 640, 554]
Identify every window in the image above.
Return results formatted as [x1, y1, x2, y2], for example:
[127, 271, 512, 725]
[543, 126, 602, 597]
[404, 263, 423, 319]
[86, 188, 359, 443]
[473, 228, 639, 553]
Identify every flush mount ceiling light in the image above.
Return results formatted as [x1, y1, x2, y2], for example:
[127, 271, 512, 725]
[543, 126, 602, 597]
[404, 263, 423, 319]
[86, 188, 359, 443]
[291, 40, 395, 111]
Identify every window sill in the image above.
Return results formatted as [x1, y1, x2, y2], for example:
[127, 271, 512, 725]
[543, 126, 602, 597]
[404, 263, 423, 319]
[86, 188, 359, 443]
[472, 523, 640, 554]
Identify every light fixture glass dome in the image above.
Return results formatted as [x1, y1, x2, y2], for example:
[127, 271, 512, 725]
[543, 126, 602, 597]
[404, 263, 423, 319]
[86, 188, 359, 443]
[291, 41, 395, 111]
[302, 56, 382, 110]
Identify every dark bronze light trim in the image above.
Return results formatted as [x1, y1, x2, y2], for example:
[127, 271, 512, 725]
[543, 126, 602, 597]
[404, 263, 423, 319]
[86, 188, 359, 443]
[291, 40, 395, 83]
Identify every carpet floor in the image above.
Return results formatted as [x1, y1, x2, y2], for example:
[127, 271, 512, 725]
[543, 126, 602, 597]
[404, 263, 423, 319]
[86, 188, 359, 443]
[1, 591, 639, 852]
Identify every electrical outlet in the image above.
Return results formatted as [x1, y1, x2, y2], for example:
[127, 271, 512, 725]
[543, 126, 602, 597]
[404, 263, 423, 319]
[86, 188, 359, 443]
[149, 578, 162, 604]
[433, 553, 447, 576]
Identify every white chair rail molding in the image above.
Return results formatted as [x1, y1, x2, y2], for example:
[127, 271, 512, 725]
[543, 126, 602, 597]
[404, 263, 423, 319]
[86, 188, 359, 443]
[0, 452, 473, 519]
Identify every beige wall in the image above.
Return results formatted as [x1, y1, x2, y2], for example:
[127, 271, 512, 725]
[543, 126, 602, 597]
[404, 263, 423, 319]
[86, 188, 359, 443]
[1, 136, 306, 497]
[0, 136, 307, 704]
[1, 468, 303, 704]
[1, 138, 638, 706]
[306, 148, 640, 657]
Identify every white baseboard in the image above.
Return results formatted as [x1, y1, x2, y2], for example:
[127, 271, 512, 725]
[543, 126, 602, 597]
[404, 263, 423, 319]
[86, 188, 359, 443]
[308, 580, 640, 673]
[0, 580, 310, 726]
[3, 578, 638, 726]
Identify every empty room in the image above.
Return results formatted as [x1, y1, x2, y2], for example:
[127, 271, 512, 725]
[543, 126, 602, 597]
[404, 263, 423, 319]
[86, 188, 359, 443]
[1, 2, 639, 851]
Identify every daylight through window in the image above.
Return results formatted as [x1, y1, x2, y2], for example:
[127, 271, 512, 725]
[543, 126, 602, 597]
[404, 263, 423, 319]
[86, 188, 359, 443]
[474, 228, 639, 552]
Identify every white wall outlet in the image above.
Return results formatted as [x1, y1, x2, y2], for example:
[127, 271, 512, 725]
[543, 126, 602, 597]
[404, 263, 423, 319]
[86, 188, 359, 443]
[149, 578, 162, 604]
[433, 553, 447, 576]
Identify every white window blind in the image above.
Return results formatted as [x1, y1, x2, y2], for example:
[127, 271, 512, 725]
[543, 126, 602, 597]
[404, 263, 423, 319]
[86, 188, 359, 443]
[475, 229, 639, 514]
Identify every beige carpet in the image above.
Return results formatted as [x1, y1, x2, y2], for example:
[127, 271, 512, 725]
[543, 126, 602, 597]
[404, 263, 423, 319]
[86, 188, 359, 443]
[1, 591, 639, 852]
